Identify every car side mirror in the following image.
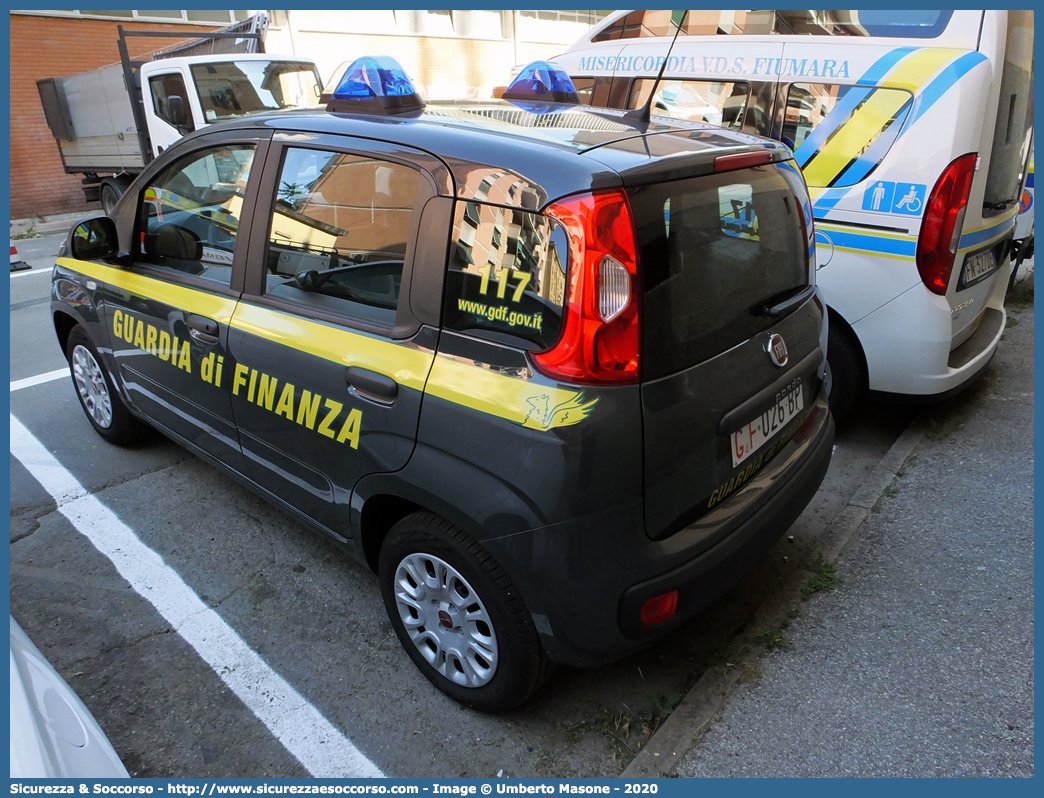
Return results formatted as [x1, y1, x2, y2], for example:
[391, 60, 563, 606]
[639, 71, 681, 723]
[167, 95, 191, 132]
[70, 217, 120, 261]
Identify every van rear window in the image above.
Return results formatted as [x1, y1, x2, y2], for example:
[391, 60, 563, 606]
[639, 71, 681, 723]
[629, 164, 810, 379]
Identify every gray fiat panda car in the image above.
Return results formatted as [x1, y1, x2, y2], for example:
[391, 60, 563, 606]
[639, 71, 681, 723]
[52, 58, 833, 712]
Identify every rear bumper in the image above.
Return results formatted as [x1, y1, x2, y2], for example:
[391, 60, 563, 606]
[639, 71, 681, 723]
[485, 389, 834, 667]
[856, 274, 1007, 397]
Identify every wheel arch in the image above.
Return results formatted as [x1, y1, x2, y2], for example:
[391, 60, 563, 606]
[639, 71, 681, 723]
[53, 308, 79, 356]
[353, 450, 545, 575]
[827, 306, 869, 383]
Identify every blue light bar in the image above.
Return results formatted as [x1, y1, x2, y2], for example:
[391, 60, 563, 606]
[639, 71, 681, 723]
[326, 56, 425, 115]
[502, 61, 580, 105]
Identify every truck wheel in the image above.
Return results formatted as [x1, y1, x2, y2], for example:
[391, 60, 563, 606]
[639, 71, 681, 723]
[66, 325, 144, 445]
[825, 323, 865, 423]
[100, 182, 122, 216]
[379, 512, 552, 713]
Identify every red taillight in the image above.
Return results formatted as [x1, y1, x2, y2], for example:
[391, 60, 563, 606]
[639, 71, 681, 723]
[534, 189, 640, 385]
[916, 153, 977, 295]
[640, 590, 679, 626]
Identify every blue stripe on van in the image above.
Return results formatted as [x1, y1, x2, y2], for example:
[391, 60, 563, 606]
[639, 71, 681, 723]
[793, 47, 914, 168]
[811, 188, 849, 214]
[820, 227, 917, 259]
[908, 51, 987, 127]
[958, 215, 1017, 251]
[832, 97, 913, 187]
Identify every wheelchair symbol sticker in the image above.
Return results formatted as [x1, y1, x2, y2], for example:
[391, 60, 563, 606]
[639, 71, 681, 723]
[862, 181, 926, 215]
[892, 182, 926, 215]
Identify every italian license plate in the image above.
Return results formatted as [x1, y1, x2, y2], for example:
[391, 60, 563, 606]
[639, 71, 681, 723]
[731, 378, 804, 467]
[961, 250, 997, 286]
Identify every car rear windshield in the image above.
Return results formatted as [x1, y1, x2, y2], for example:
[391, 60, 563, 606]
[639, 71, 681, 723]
[629, 163, 810, 380]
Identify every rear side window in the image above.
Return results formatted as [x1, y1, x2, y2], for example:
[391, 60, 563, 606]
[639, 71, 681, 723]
[787, 83, 912, 188]
[630, 164, 810, 378]
[629, 79, 749, 131]
[443, 201, 569, 350]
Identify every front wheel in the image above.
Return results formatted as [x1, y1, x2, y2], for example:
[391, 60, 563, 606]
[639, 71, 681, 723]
[66, 325, 145, 445]
[379, 512, 552, 713]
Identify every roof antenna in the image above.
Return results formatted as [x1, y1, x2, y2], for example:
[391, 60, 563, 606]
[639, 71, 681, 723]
[624, 10, 685, 124]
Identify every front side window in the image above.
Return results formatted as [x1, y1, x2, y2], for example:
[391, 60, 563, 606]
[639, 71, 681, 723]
[787, 83, 912, 188]
[630, 79, 749, 130]
[443, 201, 568, 350]
[149, 73, 195, 132]
[264, 147, 421, 326]
[190, 61, 322, 123]
[138, 144, 255, 285]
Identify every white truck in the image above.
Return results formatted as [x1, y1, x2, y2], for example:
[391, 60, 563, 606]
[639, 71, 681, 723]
[37, 13, 322, 214]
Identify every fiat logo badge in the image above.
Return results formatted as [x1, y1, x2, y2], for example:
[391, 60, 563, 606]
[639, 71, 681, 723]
[767, 333, 789, 367]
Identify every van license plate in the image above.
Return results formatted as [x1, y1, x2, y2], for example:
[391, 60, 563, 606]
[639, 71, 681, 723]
[731, 378, 804, 468]
[961, 250, 996, 287]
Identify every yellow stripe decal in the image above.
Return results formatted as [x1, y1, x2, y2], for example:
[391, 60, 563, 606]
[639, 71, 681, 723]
[802, 49, 964, 189]
[878, 48, 968, 93]
[801, 90, 911, 188]
[425, 355, 598, 431]
[57, 258, 238, 322]
[229, 304, 432, 392]
[59, 257, 600, 430]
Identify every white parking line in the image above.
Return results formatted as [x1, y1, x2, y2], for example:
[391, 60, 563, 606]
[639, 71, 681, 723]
[9, 413, 385, 779]
[10, 267, 51, 279]
[10, 369, 68, 392]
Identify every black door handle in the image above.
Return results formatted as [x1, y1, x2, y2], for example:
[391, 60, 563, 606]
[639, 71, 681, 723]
[187, 314, 219, 345]
[346, 366, 398, 405]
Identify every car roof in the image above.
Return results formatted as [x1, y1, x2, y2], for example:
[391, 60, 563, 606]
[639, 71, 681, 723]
[186, 100, 788, 205]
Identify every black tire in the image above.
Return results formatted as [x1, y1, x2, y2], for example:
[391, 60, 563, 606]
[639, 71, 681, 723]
[66, 325, 145, 445]
[379, 511, 553, 713]
[825, 322, 865, 423]
[100, 182, 122, 217]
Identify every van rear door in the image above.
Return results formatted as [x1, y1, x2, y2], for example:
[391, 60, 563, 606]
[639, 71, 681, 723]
[626, 158, 825, 543]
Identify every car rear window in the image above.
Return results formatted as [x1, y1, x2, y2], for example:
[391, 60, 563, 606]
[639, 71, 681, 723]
[443, 201, 569, 350]
[629, 163, 810, 379]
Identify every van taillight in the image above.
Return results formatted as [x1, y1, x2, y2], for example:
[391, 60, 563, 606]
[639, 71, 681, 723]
[916, 153, 977, 295]
[535, 189, 640, 385]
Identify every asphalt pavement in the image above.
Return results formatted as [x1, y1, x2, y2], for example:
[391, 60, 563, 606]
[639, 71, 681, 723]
[673, 274, 1035, 777]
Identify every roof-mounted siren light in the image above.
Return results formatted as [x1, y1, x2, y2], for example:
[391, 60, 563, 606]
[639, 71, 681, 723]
[501, 61, 580, 105]
[324, 56, 425, 115]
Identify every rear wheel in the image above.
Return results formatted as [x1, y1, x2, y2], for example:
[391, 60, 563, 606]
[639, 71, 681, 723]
[100, 182, 122, 216]
[66, 325, 144, 445]
[379, 512, 552, 713]
[825, 322, 865, 423]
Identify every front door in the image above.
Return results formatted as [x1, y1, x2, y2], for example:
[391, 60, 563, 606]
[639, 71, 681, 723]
[103, 136, 263, 471]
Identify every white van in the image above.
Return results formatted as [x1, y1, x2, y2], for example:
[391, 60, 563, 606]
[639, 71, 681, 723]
[555, 10, 1034, 417]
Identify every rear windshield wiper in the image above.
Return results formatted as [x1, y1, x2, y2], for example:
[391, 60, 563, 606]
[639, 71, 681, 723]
[753, 285, 815, 318]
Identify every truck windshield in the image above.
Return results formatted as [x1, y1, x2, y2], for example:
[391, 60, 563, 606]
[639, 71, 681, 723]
[190, 61, 322, 121]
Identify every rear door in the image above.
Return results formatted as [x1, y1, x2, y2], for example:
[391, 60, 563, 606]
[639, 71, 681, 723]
[629, 159, 823, 543]
[227, 133, 446, 537]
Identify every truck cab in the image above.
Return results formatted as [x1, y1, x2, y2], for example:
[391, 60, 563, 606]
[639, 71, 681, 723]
[140, 54, 322, 157]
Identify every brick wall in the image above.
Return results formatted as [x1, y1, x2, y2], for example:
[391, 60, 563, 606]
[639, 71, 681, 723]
[10, 14, 219, 220]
